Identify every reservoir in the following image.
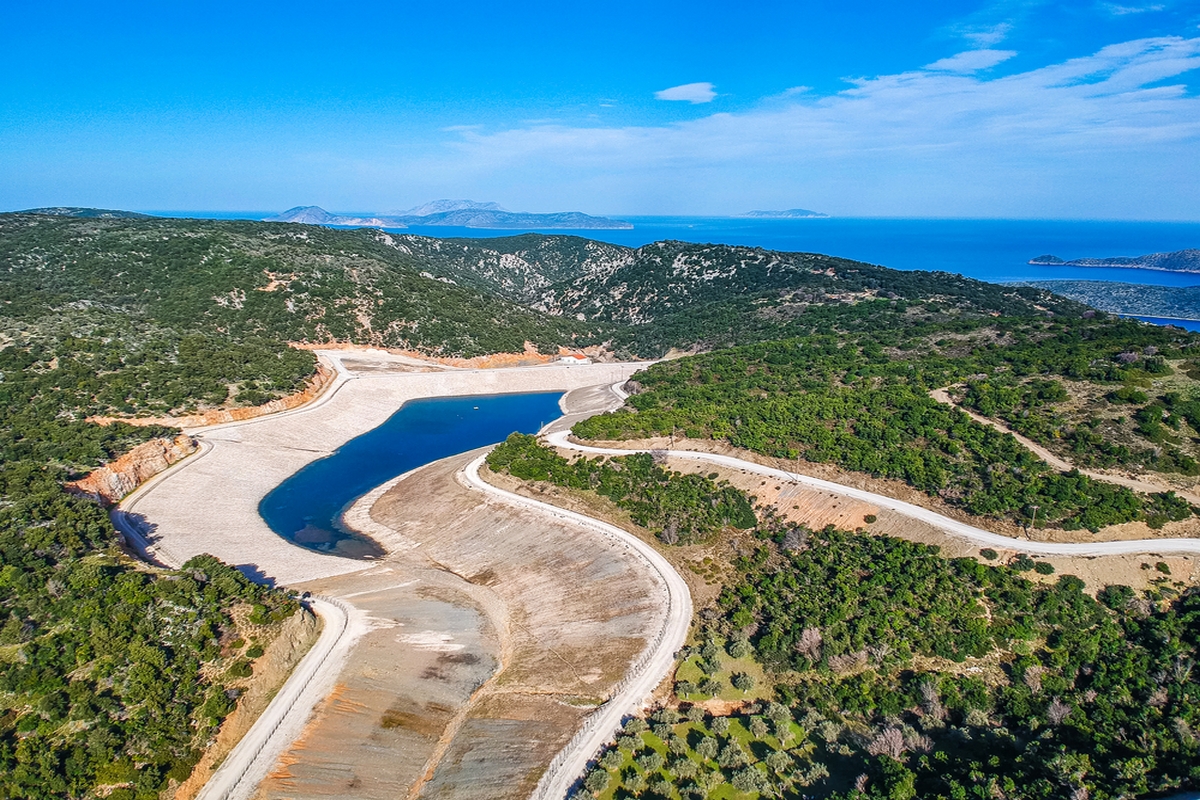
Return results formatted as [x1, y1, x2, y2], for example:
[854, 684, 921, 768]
[259, 391, 564, 557]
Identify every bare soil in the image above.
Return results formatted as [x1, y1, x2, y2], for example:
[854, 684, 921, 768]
[175, 608, 321, 800]
[251, 449, 666, 800]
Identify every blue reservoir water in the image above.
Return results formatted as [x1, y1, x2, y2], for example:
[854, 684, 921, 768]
[259, 391, 564, 557]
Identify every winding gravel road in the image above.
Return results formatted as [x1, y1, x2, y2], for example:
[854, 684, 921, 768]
[544, 430, 1200, 558]
[196, 597, 359, 800]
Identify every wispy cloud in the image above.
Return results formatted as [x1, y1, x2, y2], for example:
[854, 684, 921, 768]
[654, 82, 716, 104]
[959, 21, 1015, 48]
[428, 37, 1200, 217]
[925, 49, 1018, 72]
[1103, 2, 1165, 15]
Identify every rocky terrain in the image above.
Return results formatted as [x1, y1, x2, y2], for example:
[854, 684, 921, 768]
[1022, 279, 1200, 321]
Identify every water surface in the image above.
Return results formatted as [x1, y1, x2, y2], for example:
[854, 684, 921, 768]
[1128, 316, 1200, 332]
[259, 392, 564, 557]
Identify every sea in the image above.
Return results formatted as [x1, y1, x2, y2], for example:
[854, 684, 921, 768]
[152, 212, 1200, 326]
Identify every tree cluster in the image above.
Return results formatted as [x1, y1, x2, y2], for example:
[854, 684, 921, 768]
[486, 433, 756, 542]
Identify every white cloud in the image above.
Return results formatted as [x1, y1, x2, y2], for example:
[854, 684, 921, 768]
[655, 82, 716, 104]
[425, 37, 1200, 218]
[959, 22, 1014, 48]
[1104, 3, 1165, 15]
[925, 49, 1019, 72]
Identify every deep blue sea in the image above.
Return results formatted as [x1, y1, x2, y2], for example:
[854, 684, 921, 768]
[151, 212, 1200, 289]
[1128, 316, 1200, 332]
[258, 391, 563, 556]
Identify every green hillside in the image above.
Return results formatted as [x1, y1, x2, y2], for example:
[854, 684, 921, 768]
[490, 437, 1200, 799]
[0, 214, 592, 362]
[1, 211, 1198, 798]
[578, 316, 1200, 531]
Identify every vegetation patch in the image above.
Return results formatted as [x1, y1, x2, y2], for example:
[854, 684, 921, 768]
[487, 433, 756, 543]
[576, 320, 1200, 531]
[571, 482, 1200, 800]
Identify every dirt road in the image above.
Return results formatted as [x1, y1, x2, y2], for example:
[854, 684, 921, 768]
[546, 430, 1200, 557]
[929, 386, 1200, 504]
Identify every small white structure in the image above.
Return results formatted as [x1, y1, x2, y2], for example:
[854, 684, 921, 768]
[558, 353, 591, 365]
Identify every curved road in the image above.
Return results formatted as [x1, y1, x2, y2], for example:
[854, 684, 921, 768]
[544, 430, 1200, 558]
[458, 453, 693, 800]
[110, 364, 1200, 800]
[196, 597, 356, 800]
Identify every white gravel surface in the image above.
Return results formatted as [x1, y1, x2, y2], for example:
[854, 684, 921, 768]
[545, 430, 1200, 557]
[458, 454, 692, 800]
[119, 358, 649, 585]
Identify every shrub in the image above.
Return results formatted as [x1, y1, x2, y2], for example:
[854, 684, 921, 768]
[583, 769, 610, 793]
[732, 672, 755, 692]
[227, 660, 253, 679]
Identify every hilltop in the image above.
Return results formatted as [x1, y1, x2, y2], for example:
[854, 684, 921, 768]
[0, 212, 1086, 366]
[0, 213, 589, 370]
[396, 234, 1081, 355]
[20, 206, 154, 219]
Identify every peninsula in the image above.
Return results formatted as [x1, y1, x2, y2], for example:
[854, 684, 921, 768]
[1030, 248, 1200, 273]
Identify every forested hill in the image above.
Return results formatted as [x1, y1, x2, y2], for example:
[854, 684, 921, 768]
[578, 317, 1200, 533]
[1, 213, 1086, 363]
[0, 213, 590, 358]
[386, 232, 1085, 355]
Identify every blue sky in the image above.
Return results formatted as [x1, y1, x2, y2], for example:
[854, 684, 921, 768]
[2, 1, 1198, 218]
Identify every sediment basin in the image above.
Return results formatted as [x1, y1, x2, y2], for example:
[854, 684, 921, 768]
[123, 354, 647, 585]
[118, 353, 666, 799]
[260, 392, 564, 556]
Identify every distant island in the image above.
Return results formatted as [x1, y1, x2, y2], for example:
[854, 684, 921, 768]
[739, 208, 828, 219]
[264, 200, 633, 230]
[1030, 248, 1200, 273]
